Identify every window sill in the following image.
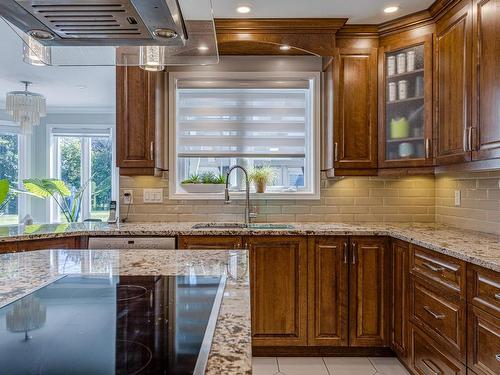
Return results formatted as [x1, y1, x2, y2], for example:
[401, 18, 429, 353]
[169, 191, 320, 200]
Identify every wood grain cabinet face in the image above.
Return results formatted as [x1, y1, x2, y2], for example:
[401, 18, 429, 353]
[472, 0, 500, 161]
[411, 324, 466, 375]
[307, 237, 349, 346]
[349, 236, 387, 347]
[391, 240, 410, 359]
[435, 2, 473, 165]
[17, 237, 79, 251]
[249, 236, 308, 347]
[333, 48, 378, 171]
[468, 264, 500, 317]
[116, 65, 156, 174]
[467, 305, 500, 375]
[0, 242, 18, 254]
[178, 235, 242, 250]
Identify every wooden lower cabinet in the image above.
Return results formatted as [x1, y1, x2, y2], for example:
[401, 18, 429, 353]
[17, 237, 79, 251]
[467, 304, 500, 375]
[0, 241, 18, 254]
[410, 323, 466, 375]
[178, 235, 242, 250]
[349, 236, 388, 347]
[248, 236, 308, 347]
[307, 236, 349, 346]
[391, 240, 410, 360]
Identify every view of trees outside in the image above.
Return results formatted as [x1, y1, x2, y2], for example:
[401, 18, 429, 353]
[58, 136, 112, 222]
[0, 133, 19, 224]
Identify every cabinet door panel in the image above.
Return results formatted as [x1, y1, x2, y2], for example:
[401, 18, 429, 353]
[116, 65, 156, 172]
[473, 0, 500, 160]
[350, 236, 387, 347]
[18, 237, 78, 251]
[308, 237, 348, 346]
[333, 48, 378, 170]
[392, 240, 410, 359]
[467, 305, 500, 375]
[435, 3, 473, 165]
[249, 236, 308, 346]
[178, 235, 242, 250]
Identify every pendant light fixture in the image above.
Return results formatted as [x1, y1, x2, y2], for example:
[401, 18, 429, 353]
[6, 81, 47, 134]
[139, 46, 166, 71]
[23, 36, 52, 66]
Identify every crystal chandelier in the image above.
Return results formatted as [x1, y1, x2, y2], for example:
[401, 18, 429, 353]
[6, 81, 47, 134]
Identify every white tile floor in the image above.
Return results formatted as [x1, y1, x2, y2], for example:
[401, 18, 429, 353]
[252, 357, 410, 375]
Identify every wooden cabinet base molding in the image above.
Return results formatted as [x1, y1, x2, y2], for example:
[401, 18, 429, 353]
[252, 346, 394, 357]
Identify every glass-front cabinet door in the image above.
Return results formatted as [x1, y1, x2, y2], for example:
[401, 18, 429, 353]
[379, 34, 433, 168]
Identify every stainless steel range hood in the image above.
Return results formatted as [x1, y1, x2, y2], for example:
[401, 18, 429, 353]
[0, 0, 218, 66]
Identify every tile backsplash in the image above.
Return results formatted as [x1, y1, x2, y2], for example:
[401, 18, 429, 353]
[120, 170, 500, 235]
[435, 170, 500, 235]
[120, 174, 436, 224]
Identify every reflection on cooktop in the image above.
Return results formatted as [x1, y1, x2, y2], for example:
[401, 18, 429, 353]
[0, 274, 223, 375]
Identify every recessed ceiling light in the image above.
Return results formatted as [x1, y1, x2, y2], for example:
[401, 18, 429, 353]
[280, 45, 291, 51]
[384, 5, 399, 13]
[236, 5, 251, 14]
[198, 45, 209, 52]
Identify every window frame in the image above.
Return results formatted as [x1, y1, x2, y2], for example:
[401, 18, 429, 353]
[168, 71, 321, 200]
[47, 124, 118, 223]
[0, 121, 30, 224]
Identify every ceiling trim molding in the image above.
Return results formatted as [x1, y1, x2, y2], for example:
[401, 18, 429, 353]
[377, 10, 434, 36]
[215, 18, 348, 34]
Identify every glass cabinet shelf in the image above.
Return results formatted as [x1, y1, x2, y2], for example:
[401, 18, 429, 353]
[385, 43, 426, 161]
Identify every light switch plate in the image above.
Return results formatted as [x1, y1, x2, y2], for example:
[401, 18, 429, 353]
[454, 190, 461, 207]
[143, 188, 163, 203]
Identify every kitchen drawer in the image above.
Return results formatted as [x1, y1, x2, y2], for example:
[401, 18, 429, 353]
[410, 245, 466, 297]
[468, 264, 500, 318]
[411, 279, 466, 361]
[467, 305, 500, 375]
[411, 324, 466, 375]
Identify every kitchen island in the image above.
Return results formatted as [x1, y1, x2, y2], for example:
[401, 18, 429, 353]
[0, 248, 251, 375]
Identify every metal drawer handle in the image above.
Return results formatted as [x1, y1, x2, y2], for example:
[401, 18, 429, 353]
[495, 293, 500, 300]
[343, 241, 348, 264]
[422, 358, 442, 375]
[422, 262, 445, 273]
[351, 242, 357, 265]
[423, 306, 445, 320]
[496, 354, 500, 362]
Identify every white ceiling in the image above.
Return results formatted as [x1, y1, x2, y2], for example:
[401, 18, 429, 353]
[212, 0, 434, 24]
[0, 20, 115, 111]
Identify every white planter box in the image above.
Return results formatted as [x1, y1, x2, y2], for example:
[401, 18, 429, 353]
[181, 184, 225, 194]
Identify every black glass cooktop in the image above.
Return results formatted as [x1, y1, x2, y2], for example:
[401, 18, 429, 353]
[0, 274, 224, 375]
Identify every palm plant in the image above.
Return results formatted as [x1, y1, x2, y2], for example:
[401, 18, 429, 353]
[23, 178, 89, 223]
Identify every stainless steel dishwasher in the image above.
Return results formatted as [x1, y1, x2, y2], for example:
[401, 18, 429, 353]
[88, 237, 176, 249]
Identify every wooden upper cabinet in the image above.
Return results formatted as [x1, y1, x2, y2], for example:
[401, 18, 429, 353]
[178, 235, 242, 250]
[332, 47, 378, 173]
[472, 0, 500, 161]
[116, 65, 157, 175]
[349, 236, 388, 347]
[378, 34, 434, 169]
[435, 1, 473, 165]
[391, 240, 410, 360]
[307, 237, 349, 346]
[249, 236, 308, 347]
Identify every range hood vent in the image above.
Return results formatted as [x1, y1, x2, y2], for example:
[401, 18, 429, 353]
[0, 0, 218, 66]
[1, 0, 187, 46]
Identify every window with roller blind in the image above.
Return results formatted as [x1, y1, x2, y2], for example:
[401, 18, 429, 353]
[169, 71, 320, 199]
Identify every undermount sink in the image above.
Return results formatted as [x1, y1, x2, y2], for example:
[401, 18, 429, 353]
[191, 223, 294, 230]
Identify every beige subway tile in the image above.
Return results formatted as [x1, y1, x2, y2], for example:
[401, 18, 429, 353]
[324, 197, 356, 206]
[467, 189, 488, 199]
[282, 206, 312, 214]
[370, 188, 398, 197]
[266, 214, 296, 222]
[354, 197, 384, 206]
[477, 178, 500, 189]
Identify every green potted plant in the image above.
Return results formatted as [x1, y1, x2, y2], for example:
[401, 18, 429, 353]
[181, 172, 226, 194]
[22, 178, 88, 223]
[249, 166, 277, 193]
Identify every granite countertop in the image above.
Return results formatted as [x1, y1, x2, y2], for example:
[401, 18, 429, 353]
[0, 221, 498, 272]
[0, 248, 251, 375]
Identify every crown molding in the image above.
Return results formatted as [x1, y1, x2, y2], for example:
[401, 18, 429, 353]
[215, 18, 348, 34]
[335, 25, 379, 39]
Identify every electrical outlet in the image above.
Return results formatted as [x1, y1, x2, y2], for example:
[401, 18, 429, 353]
[123, 190, 133, 205]
[454, 190, 461, 207]
[143, 188, 163, 203]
